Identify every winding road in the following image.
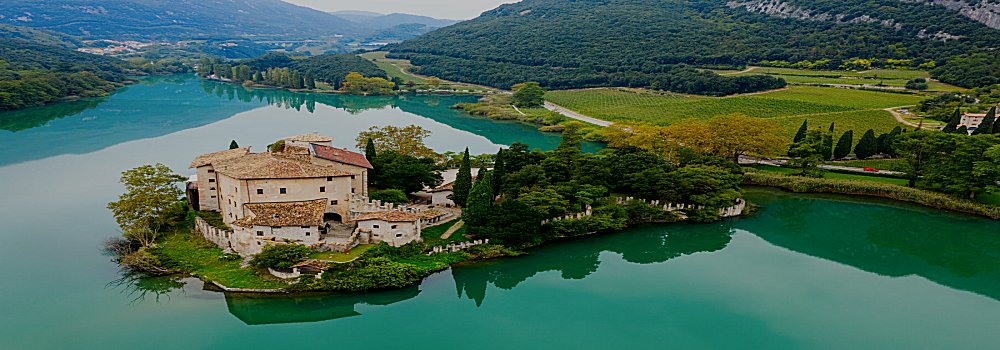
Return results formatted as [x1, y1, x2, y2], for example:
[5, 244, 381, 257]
[543, 101, 613, 127]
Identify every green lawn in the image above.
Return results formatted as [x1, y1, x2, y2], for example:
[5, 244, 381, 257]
[359, 51, 426, 84]
[421, 219, 469, 247]
[730, 67, 962, 92]
[749, 165, 910, 185]
[309, 244, 373, 262]
[156, 232, 288, 289]
[828, 159, 910, 172]
[545, 86, 924, 136]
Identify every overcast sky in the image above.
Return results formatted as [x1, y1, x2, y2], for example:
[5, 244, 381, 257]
[286, 0, 520, 19]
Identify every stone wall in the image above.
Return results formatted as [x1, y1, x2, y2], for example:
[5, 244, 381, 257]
[430, 239, 490, 254]
[541, 198, 747, 225]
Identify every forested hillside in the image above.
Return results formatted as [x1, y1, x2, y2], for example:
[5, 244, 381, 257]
[389, 0, 1000, 90]
[0, 0, 356, 40]
[0, 38, 129, 111]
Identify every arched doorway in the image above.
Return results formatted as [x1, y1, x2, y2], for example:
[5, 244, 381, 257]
[324, 213, 343, 223]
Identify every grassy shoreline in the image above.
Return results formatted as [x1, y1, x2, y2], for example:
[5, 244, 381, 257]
[743, 171, 1000, 219]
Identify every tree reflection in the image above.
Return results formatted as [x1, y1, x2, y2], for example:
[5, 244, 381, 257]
[107, 270, 186, 305]
[453, 222, 735, 306]
[224, 286, 420, 325]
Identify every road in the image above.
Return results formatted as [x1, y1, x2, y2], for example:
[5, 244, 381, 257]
[740, 156, 905, 176]
[543, 101, 613, 127]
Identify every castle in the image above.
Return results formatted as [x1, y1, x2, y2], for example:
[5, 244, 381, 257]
[187, 133, 422, 256]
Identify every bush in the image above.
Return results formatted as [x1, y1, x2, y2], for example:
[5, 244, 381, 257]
[466, 244, 522, 258]
[249, 244, 311, 270]
[321, 257, 422, 292]
[369, 189, 408, 204]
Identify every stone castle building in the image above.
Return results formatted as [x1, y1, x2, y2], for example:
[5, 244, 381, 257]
[188, 133, 422, 256]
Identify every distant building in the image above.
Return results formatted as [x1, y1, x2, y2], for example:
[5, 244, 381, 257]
[960, 113, 988, 133]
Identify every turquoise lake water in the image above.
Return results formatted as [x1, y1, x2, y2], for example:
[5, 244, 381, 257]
[0, 75, 998, 349]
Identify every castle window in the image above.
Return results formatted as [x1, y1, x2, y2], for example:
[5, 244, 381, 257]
[208, 179, 215, 183]
[210, 187, 216, 190]
[305, 232, 311, 236]
[257, 189, 263, 194]
[327, 176, 333, 181]
[319, 186, 326, 193]
[351, 188, 355, 193]
[351, 175, 356, 180]
[208, 169, 214, 173]
[391, 225, 397, 229]
[396, 234, 403, 238]
[373, 224, 380, 229]
[256, 231, 264, 236]
[331, 200, 338, 205]
[280, 188, 287, 194]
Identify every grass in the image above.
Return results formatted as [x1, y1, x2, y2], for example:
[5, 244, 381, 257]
[544, 86, 924, 136]
[156, 232, 287, 289]
[730, 67, 963, 92]
[359, 51, 426, 84]
[308, 244, 374, 263]
[979, 193, 1000, 206]
[421, 219, 469, 247]
[749, 165, 910, 186]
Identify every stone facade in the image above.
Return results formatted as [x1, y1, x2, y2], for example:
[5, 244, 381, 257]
[356, 219, 421, 247]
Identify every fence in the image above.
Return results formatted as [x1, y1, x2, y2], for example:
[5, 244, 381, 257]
[541, 197, 747, 225]
[430, 239, 490, 254]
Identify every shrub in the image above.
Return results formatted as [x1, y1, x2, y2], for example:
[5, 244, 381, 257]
[321, 257, 422, 292]
[369, 189, 408, 204]
[249, 244, 311, 270]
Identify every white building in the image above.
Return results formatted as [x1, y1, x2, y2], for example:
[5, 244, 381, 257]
[355, 211, 422, 247]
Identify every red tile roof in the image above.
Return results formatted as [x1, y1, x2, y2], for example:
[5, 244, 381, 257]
[311, 144, 373, 169]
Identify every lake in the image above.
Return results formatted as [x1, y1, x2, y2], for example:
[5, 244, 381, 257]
[1, 75, 998, 349]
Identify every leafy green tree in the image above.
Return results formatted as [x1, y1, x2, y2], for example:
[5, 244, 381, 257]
[229, 140, 239, 149]
[304, 71, 316, 89]
[973, 106, 996, 135]
[854, 129, 878, 160]
[512, 82, 545, 107]
[451, 148, 473, 207]
[107, 164, 187, 247]
[250, 244, 312, 270]
[463, 171, 495, 228]
[369, 189, 408, 204]
[788, 129, 826, 159]
[370, 151, 444, 194]
[943, 108, 961, 133]
[355, 125, 436, 159]
[834, 130, 853, 159]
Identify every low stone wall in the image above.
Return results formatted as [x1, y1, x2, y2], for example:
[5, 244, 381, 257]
[541, 198, 747, 225]
[268, 268, 301, 279]
[195, 217, 234, 249]
[430, 239, 490, 254]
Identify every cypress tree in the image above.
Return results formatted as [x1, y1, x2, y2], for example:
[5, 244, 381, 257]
[451, 148, 473, 207]
[956, 125, 968, 135]
[834, 130, 853, 160]
[462, 171, 494, 228]
[365, 138, 377, 161]
[875, 133, 889, 155]
[792, 120, 809, 145]
[973, 106, 997, 135]
[854, 129, 877, 160]
[822, 129, 834, 160]
[828, 122, 835, 133]
[229, 140, 239, 149]
[942, 108, 961, 133]
[492, 148, 506, 196]
[993, 107, 1000, 134]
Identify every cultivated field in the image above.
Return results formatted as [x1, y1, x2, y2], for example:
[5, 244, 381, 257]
[725, 67, 963, 92]
[544, 86, 925, 136]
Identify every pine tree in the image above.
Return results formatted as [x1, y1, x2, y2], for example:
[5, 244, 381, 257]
[973, 106, 997, 135]
[462, 171, 494, 227]
[492, 148, 505, 196]
[834, 130, 853, 159]
[942, 108, 961, 133]
[365, 138, 377, 161]
[792, 120, 808, 145]
[854, 129, 877, 159]
[229, 140, 239, 149]
[450, 148, 473, 207]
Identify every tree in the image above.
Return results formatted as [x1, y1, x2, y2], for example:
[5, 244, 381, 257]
[369, 151, 444, 194]
[250, 244, 311, 270]
[792, 120, 809, 145]
[956, 125, 968, 135]
[425, 76, 443, 89]
[462, 171, 494, 228]
[492, 148, 506, 196]
[356, 125, 437, 159]
[943, 108, 961, 133]
[107, 164, 187, 247]
[451, 148, 473, 207]
[304, 71, 316, 89]
[512, 82, 545, 107]
[341, 72, 394, 95]
[788, 129, 826, 159]
[973, 106, 997, 135]
[365, 138, 378, 162]
[369, 189, 408, 204]
[834, 130, 853, 159]
[678, 114, 785, 162]
[854, 129, 878, 159]
[229, 140, 239, 149]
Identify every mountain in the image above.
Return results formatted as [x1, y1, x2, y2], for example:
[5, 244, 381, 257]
[329, 10, 385, 23]
[332, 11, 459, 29]
[0, 24, 81, 48]
[389, 0, 1000, 89]
[0, 0, 356, 40]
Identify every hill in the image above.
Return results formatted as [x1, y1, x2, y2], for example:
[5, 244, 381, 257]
[0, 0, 356, 40]
[0, 38, 129, 110]
[389, 0, 1000, 90]
[332, 11, 460, 42]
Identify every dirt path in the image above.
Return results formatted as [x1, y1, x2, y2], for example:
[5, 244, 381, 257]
[440, 220, 465, 239]
[511, 105, 527, 116]
[543, 101, 613, 127]
[885, 106, 922, 128]
[720, 66, 757, 76]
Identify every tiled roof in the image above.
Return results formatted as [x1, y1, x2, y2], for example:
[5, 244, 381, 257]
[189, 147, 251, 168]
[355, 211, 419, 222]
[311, 144, 373, 169]
[233, 200, 326, 227]
[214, 153, 352, 179]
[286, 133, 333, 142]
[429, 175, 475, 193]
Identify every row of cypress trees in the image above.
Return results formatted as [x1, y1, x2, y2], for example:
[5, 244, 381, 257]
[791, 120, 905, 160]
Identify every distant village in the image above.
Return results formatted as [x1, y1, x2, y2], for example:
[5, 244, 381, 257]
[186, 133, 462, 257]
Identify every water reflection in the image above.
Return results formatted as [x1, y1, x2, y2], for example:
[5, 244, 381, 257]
[453, 222, 736, 306]
[224, 287, 420, 325]
[107, 272, 186, 304]
[741, 189, 1000, 302]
